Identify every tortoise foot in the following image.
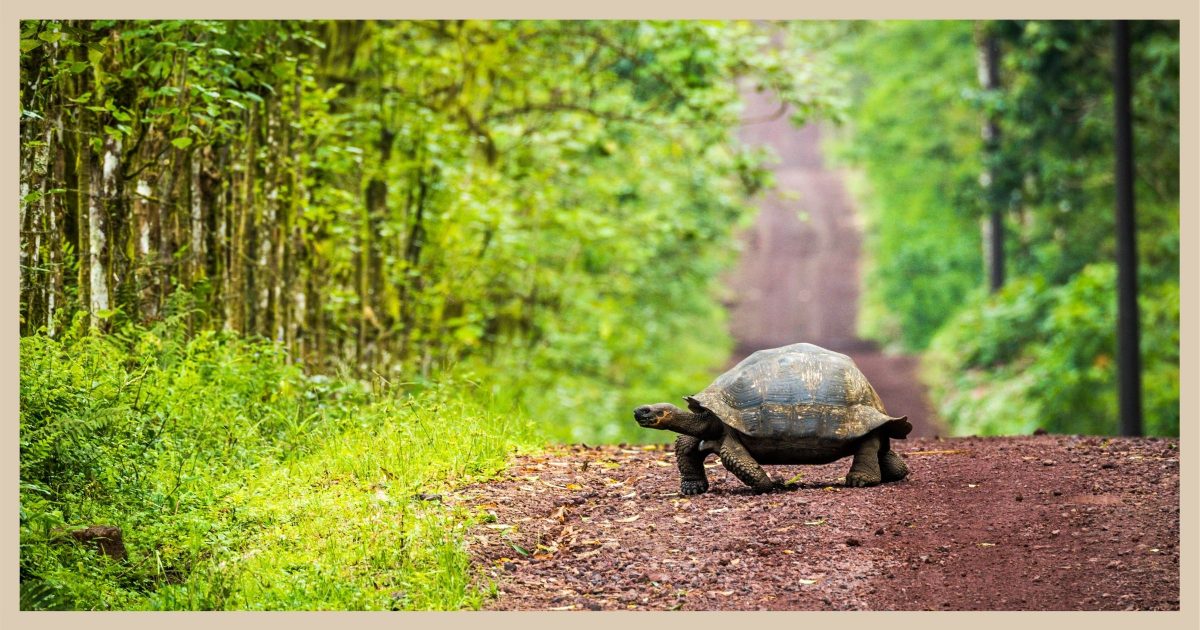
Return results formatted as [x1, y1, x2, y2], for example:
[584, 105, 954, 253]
[680, 479, 709, 495]
[845, 471, 881, 487]
[881, 451, 909, 482]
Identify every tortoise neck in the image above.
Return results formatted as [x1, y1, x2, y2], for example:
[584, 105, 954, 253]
[673, 410, 723, 440]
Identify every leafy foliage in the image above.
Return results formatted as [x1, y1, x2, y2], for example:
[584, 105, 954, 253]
[18, 19, 845, 609]
[830, 21, 984, 349]
[20, 320, 537, 610]
[19, 20, 837, 444]
[832, 21, 1178, 435]
[924, 265, 1178, 436]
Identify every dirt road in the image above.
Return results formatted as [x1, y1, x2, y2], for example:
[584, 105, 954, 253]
[458, 89, 1180, 612]
[731, 89, 939, 436]
[463, 437, 1179, 610]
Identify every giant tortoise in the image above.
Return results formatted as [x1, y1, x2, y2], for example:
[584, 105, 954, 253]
[633, 342, 912, 494]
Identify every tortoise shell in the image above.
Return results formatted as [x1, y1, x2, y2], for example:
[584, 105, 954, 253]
[686, 343, 911, 443]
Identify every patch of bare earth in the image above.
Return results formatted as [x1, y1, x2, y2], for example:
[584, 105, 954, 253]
[459, 436, 1179, 610]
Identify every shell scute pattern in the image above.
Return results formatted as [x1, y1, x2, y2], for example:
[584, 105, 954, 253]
[695, 343, 896, 441]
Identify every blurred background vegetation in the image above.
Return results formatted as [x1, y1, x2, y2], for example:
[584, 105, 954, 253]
[18, 20, 1178, 610]
[829, 21, 1178, 437]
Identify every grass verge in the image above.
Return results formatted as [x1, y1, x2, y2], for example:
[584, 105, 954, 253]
[19, 322, 538, 610]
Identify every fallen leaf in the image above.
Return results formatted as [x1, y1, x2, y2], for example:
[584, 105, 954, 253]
[797, 578, 818, 585]
[707, 507, 729, 514]
[574, 549, 601, 559]
[804, 519, 826, 526]
[783, 472, 805, 485]
[566, 483, 583, 491]
[548, 605, 577, 611]
[978, 542, 996, 547]
[653, 460, 672, 467]
[782, 550, 795, 555]
[615, 515, 640, 523]
[673, 515, 691, 524]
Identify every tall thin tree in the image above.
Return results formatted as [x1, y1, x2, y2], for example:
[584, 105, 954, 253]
[1112, 20, 1142, 437]
[975, 21, 1005, 293]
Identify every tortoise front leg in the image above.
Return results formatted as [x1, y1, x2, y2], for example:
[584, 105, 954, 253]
[845, 431, 883, 487]
[718, 433, 774, 493]
[675, 435, 710, 495]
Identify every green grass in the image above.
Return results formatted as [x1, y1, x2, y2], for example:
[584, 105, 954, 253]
[19, 321, 539, 610]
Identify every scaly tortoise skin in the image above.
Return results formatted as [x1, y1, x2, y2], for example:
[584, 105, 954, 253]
[633, 343, 912, 494]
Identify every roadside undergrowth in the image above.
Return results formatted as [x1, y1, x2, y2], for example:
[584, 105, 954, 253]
[19, 320, 540, 610]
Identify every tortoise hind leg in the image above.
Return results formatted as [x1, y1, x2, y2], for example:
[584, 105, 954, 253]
[845, 432, 882, 487]
[878, 435, 909, 482]
[718, 433, 774, 493]
[675, 435, 711, 495]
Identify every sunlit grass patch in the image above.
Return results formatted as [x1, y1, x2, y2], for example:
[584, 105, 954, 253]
[20, 325, 536, 610]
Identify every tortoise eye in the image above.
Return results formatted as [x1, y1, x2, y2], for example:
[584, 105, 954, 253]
[656, 410, 665, 417]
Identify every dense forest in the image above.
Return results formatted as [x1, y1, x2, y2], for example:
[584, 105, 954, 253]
[18, 20, 1178, 610]
[832, 20, 1179, 436]
[19, 20, 838, 442]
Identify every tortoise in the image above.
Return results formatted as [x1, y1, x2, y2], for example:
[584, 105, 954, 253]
[633, 342, 912, 494]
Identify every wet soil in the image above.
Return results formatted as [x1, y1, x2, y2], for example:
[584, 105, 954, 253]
[460, 436, 1180, 610]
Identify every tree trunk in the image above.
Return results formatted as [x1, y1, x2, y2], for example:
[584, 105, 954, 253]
[975, 21, 1005, 293]
[1112, 20, 1142, 437]
[87, 138, 119, 328]
[134, 178, 158, 319]
[190, 149, 205, 284]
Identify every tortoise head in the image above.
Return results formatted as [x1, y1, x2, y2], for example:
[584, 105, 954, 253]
[633, 403, 681, 430]
[634, 400, 723, 439]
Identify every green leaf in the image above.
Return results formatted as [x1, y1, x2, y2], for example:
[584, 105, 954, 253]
[171, 137, 194, 150]
[20, 39, 41, 53]
[37, 31, 63, 44]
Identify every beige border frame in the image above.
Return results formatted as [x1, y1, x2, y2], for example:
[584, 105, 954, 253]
[2, 2, 1194, 628]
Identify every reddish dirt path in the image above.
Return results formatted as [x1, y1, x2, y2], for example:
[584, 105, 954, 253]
[462, 437, 1179, 610]
[731, 90, 940, 436]
[461, 89, 1181, 613]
